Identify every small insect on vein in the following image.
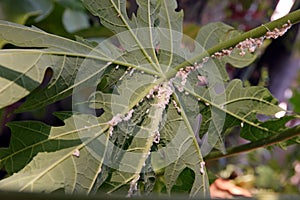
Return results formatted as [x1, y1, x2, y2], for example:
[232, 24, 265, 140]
[153, 130, 160, 144]
[200, 161, 205, 175]
[72, 149, 80, 157]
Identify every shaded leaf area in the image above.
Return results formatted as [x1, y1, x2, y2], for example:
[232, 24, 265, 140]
[0, 0, 53, 25]
[170, 168, 195, 194]
[0, 0, 53, 50]
[0, 0, 106, 47]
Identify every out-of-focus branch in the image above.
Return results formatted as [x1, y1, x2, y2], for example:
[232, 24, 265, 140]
[204, 125, 300, 161]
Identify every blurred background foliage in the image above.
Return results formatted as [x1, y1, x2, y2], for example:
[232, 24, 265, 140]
[0, 0, 300, 197]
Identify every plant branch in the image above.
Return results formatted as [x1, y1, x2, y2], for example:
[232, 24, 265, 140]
[170, 9, 300, 75]
[204, 125, 300, 161]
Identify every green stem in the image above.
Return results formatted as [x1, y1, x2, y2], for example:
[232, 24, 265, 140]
[167, 9, 300, 76]
[204, 125, 300, 161]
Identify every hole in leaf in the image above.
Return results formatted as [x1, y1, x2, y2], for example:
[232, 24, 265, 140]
[171, 167, 195, 194]
[40, 67, 54, 88]
[95, 108, 104, 117]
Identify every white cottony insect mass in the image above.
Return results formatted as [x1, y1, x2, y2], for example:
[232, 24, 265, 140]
[72, 149, 80, 157]
[200, 161, 205, 175]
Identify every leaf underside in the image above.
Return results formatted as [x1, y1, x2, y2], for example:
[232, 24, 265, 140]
[0, 0, 296, 198]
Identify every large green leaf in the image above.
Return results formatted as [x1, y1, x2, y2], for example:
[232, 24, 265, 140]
[0, 0, 294, 198]
[0, 20, 137, 111]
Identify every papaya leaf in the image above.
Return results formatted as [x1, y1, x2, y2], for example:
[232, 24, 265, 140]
[0, 20, 109, 110]
[156, 0, 184, 69]
[0, 0, 297, 198]
[0, 112, 110, 193]
[0, 20, 159, 111]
